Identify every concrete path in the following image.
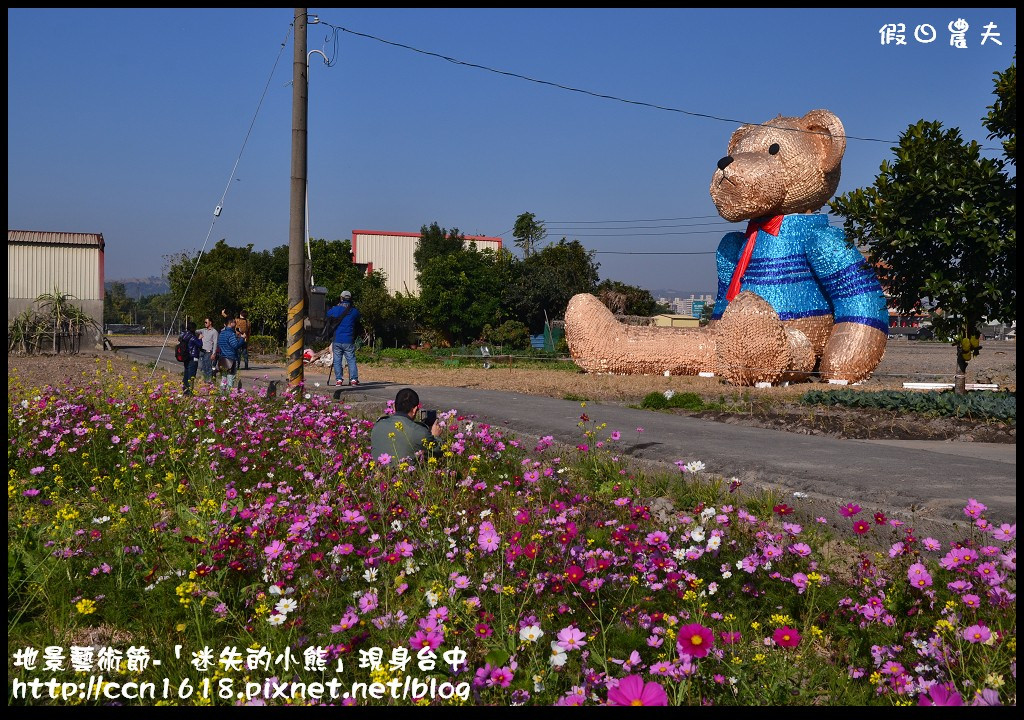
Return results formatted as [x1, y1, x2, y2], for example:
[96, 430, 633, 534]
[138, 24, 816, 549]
[119, 346, 1017, 543]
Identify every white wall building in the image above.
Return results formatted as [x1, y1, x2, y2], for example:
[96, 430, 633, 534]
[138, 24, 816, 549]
[8, 230, 105, 349]
[352, 230, 503, 296]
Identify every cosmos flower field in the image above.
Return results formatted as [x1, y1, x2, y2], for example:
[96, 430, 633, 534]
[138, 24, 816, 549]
[7, 361, 1016, 705]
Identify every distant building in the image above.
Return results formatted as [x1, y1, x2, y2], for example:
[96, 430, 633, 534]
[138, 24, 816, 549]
[651, 314, 700, 328]
[351, 230, 503, 296]
[8, 230, 105, 350]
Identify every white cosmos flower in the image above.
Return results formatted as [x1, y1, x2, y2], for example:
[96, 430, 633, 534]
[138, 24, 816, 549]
[363, 568, 378, 583]
[549, 641, 568, 667]
[519, 625, 544, 643]
[690, 527, 706, 542]
[275, 598, 298, 614]
[706, 536, 722, 551]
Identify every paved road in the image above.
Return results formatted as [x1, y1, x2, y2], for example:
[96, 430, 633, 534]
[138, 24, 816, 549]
[119, 346, 1016, 543]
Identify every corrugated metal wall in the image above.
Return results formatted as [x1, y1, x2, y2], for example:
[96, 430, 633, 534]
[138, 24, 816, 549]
[354, 232, 502, 296]
[8, 244, 103, 300]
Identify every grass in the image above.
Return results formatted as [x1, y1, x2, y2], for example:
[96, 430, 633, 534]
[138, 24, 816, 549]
[6, 361, 1017, 706]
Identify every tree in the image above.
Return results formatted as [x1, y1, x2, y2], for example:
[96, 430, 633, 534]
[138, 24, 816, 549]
[983, 53, 1016, 165]
[503, 239, 600, 333]
[512, 211, 547, 259]
[413, 222, 465, 276]
[594, 279, 664, 317]
[418, 247, 510, 345]
[830, 120, 1016, 392]
[103, 281, 136, 324]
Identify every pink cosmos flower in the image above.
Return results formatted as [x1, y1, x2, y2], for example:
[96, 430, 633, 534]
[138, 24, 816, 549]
[788, 543, 812, 557]
[676, 623, 714, 658]
[773, 627, 801, 648]
[409, 630, 443, 651]
[556, 626, 587, 651]
[839, 503, 861, 517]
[919, 683, 964, 706]
[963, 498, 987, 519]
[719, 631, 741, 645]
[488, 667, 514, 688]
[477, 532, 500, 553]
[606, 675, 668, 706]
[963, 624, 992, 644]
[993, 523, 1016, 542]
[264, 540, 286, 560]
[922, 537, 942, 551]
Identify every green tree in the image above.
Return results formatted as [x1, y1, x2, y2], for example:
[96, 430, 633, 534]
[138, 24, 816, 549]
[512, 211, 547, 259]
[594, 279, 664, 317]
[413, 222, 465, 277]
[983, 52, 1015, 165]
[830, 120, 1016, 392]
[103, 281, 136, 324]
[503, 238, 600, 333]
[418, 247, 510, 345]
[699, 301, 715, 327]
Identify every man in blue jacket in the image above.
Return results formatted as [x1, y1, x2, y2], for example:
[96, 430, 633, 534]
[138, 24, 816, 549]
[217, 313, 246, 395]
[326, 290, 361, 387]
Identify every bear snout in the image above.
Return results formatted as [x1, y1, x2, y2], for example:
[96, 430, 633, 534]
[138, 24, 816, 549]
[717, 156, 734, 171]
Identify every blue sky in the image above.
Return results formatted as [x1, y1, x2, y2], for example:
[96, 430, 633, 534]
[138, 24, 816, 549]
[7, 8, 1016, 295]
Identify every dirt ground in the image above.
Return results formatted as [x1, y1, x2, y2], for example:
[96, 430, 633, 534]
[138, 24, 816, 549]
[7, 339, 1016, 444]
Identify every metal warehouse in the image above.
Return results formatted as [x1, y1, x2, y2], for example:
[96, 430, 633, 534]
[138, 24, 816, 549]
[8, 230, 106, 350]
[352, 230, 503, 296]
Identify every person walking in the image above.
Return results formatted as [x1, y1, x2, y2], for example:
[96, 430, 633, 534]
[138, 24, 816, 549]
[179, 321, 203, 395]
[217, 314, 246, 395]
[235, 310, 251, 370]
[198, 317, 218, 382]
[326, 290, 361, 387]
[369, 388, 442, 464]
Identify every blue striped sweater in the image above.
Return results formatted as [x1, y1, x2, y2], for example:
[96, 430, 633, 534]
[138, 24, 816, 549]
[710, 213, 888, 333]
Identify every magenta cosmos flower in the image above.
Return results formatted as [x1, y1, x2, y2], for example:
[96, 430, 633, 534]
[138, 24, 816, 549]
[676, 623, 714, 658]
[773, 627, 801, 648]
[606, 675, 668, 706]
[919, 683, 964, 706]
[839, 503, 861, 517]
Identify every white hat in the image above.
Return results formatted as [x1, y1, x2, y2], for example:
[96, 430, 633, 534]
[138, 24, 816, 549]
[340, 290, 352, 299]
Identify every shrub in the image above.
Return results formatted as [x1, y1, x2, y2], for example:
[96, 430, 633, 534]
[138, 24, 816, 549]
[246, 334, 281, 355]
[800, 389, 1015, 423]
[641, 391, 706, 411]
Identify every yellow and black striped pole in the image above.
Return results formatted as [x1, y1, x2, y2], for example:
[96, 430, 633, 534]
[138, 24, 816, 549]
[286, 8, 307, 389]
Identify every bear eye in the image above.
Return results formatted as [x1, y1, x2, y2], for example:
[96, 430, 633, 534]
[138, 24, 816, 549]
[768, 143, 780, 155]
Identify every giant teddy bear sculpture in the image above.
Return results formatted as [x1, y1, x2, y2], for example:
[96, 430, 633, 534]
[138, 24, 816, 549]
[565, 109, 888, 386]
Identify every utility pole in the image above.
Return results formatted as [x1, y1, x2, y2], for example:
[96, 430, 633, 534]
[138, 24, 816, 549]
[286, 8, 308, 389]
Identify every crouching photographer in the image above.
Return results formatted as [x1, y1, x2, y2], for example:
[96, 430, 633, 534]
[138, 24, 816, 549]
[369, 388, 443, 465]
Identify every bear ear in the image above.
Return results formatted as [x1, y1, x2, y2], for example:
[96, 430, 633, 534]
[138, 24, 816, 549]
[726, 124, 754, 156]
[801, 109, 846, 174]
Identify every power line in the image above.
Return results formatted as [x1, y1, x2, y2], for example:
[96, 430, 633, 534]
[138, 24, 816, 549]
[594, 250, 717, 255]
[328, 24, 907, 145]
[151, 23, 294, 378]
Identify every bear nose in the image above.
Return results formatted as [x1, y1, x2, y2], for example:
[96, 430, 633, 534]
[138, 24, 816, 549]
[717, 156, 733, 171]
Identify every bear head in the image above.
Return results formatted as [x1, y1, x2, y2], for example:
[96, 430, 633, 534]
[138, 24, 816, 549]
[709, 109, 846, 222]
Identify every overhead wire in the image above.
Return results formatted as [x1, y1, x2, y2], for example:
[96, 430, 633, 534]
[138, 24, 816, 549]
[328, 23, 913, 145]
[151, 22, 294, 379]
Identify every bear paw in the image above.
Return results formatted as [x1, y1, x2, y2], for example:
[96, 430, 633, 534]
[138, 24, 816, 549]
[715, 291, 789, 385]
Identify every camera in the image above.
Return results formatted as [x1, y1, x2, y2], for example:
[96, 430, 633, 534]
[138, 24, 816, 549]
[419, 409, 438, 427]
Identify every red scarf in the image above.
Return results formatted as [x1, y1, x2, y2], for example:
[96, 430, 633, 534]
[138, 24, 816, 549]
[725, 215, 784, 302]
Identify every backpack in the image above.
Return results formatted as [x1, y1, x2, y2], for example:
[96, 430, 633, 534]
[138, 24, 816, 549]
[318, 305, 352, 343]
[175, 336, 189, 363]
